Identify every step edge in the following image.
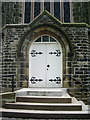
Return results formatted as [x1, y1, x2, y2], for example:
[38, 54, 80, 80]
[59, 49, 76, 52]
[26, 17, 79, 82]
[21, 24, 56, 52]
[0, 108, 89, 114]
[5, 102, 82, 106]
[16, 96, 71, 98]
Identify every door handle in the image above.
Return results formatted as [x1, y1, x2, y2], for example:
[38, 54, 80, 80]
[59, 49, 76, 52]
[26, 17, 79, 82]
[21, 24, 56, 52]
[47, 64, 50, 70]
[47, 64, 50, 68]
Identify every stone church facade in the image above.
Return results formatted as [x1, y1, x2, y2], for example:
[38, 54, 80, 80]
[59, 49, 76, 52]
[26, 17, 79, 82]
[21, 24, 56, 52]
[1, 11, 90, 104]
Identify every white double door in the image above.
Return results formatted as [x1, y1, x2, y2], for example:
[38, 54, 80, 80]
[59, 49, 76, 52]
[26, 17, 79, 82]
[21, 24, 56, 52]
[29, 43, 62, 88]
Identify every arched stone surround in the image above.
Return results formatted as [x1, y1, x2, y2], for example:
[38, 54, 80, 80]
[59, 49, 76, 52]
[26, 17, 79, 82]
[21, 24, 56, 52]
[17, 24, 73, 88]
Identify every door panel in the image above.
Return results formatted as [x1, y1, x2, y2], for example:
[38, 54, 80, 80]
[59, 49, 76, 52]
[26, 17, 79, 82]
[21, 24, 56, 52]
[29, 44, 46, 87]
[46, 43, 62, 87]
[29, 42, 62, 88]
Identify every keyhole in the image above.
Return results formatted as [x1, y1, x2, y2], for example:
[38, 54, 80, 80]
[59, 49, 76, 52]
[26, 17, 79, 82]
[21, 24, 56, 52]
[47, 64, 50, 70]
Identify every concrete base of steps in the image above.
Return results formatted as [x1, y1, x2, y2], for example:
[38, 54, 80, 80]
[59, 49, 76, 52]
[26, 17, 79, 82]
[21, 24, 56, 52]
[1, 108, 90, 119]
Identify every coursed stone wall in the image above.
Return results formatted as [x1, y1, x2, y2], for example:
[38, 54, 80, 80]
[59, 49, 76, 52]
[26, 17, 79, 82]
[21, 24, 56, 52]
[2, 23, 90, 104]
[2, 2, 23, 27]
[63, 26, 90, 104]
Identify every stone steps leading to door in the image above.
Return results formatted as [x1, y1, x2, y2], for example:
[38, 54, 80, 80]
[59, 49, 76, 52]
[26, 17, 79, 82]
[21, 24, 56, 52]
[16, 95, 72, 103]
[1, 88, 89, 119]
[1, 108, 90, 119]
[16, 88, 67, 96]
[5, 102, 82, 111]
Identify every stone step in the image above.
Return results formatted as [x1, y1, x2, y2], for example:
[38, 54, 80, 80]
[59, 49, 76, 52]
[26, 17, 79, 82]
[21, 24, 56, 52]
[5, 102, 82, 111]
[1, 108, 90, 119]
[16, 88, 67, 96]
[27, 91, 63, 96]
[16, 96, 72, 103]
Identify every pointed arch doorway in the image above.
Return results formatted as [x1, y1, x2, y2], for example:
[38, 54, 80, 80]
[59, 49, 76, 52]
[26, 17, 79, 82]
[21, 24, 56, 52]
[29, 35, 63, 88]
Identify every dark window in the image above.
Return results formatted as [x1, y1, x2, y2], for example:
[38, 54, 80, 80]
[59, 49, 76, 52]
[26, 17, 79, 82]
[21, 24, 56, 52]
[35, 37, 41, 42]
[50, 37, 56, 42]
[54, 2, 60, 20]
[44, 2, 50, 12]
[35, 36, 57, 43]
[24, 2, 31, 23]
[2, 33, 4, 39]
[42, 36, 49, 42]
[34, 2, 40, 18]
[64, 2, 70, 22]
[2, 4, 5, 13]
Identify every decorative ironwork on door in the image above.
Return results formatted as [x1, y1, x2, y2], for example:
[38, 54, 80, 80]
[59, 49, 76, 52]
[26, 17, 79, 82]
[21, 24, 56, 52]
[30, 77, 43, 84]
[29, 38, 62, 87]
[49, 77, 61, 84]
[49, 50, 61, 57]
[30, 50, 43, 57]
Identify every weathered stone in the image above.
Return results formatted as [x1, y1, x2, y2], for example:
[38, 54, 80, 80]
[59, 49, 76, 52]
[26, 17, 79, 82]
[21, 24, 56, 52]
[1, 11, 90, 104]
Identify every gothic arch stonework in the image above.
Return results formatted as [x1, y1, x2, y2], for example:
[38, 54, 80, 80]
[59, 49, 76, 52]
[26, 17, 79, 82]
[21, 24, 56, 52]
[17, 12, 74, 87]
[18, 11, 74, 56]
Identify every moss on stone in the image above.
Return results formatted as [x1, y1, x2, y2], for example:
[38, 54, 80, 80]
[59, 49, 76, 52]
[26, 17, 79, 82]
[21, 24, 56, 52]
[2, 10, 90, 30]
[62, 23, 90, 28]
